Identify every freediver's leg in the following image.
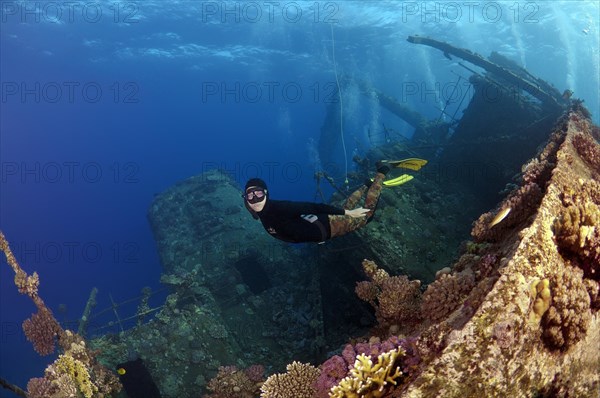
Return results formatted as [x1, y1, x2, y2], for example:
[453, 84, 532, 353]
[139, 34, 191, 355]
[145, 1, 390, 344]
[363, 172, 385, 221]
[343, 185, 367, 210]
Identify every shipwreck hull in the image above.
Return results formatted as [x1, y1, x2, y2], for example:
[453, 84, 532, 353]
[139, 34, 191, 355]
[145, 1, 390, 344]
[400, 108, 599, 397]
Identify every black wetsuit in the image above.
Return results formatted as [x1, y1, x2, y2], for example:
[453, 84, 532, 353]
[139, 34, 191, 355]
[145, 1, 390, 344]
[256, 199, 345, 243]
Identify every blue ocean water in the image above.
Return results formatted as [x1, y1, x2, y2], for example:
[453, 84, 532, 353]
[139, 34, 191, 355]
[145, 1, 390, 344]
[0, 0, 599, 391]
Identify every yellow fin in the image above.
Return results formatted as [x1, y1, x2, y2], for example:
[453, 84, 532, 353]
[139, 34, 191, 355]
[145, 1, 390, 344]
[383, 158, 428, 171]
[383, 174, 414, 186]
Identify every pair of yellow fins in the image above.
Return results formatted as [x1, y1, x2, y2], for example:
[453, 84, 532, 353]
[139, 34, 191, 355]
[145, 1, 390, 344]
[377, 158, 428, 187]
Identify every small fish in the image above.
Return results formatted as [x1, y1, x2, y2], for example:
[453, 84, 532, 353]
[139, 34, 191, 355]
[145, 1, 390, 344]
[489, 207, 511, 227]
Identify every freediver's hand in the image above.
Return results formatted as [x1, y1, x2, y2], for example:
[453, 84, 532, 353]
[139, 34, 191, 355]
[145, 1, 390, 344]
[345, 207, 370, 218]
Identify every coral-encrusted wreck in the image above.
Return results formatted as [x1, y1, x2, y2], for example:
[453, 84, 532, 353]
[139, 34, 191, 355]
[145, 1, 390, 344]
[391, 107, 600, 397]
[258, 106, 599, 398]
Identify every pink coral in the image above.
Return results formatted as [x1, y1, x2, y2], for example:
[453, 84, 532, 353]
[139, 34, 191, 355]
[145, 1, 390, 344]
[314, 335, 421, 397]
[243, 364, 264, 383]
[22, 309, 60, 356]
[313, 355, 348, 398]
[420, 271, 475, 322]
[572, 131, 600, 173]
[27, 377, 57, 398]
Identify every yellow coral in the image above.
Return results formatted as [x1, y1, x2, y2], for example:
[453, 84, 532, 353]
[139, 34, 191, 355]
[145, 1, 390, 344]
[54, 354, 98, 398]
[529, 278, 551, 324]
[330, 348, 404, 398]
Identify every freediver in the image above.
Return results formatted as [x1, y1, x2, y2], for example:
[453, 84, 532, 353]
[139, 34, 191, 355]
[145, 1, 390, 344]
[243, 159, 425, 243]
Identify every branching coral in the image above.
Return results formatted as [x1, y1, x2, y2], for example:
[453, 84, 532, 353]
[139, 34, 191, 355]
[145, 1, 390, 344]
[355, 260, 422, 329]
[0, 231, 122, 398]
[22, 309, 60, 356]
[330, 347, 405, 398]
[26, 378, 56, 398]
[52, 354, 97, 398]
[420, 270, 475, 322]
[260, 361, 320, 398]
[542, 265, 592, 350]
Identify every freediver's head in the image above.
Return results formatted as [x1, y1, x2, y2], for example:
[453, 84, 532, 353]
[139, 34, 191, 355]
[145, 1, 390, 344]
[243, 178, 268, 218]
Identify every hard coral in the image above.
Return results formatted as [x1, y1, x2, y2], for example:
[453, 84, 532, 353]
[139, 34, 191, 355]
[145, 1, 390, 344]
[52, 354, 97, 398]
[330, 347, 404, 398]
[27, 378, 56, 398]
[22, 309, 59, 356]
[314, 355, 348, 398]
[542, 265, 592, 350]
[554, 184, 600, 281]
[529, 278, 551, 324]
[260, 362, 320, 398]
[420, 270, 475, 322]
[0, 232, 121, 397]
[15, 269, 39, 297]
[206, 366, 260, 398]
[572, 132, 600, 173]
[355, 260, 422, 329]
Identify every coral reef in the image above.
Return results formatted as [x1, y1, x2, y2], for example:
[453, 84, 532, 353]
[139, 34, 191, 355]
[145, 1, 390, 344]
[265, 108, 600, 398]
[529, 278, 551, 324]
[205, 365, 263, 398]
[420, 269, 475, 322]
[355, 260, 421, 331]
[541, 265, 591, 350]
[22, 309, 59, 356]
[314, 336, 420, 398]
[260, 361, 320, 398]
[313, 355, 348, 398]
[0, 232, 122, 398]
[396, 108, 600, 396]
[330, 347, 404, 398]
[471, 182, 544, 242]
[553, 178, 600, 281]
[572, 132, 600, 173]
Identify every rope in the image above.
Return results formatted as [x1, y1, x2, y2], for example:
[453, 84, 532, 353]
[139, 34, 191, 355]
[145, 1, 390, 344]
[330, 23, 348, 187]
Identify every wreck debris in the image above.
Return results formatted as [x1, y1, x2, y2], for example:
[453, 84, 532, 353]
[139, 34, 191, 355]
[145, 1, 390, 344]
[407, 35, 568, 111]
